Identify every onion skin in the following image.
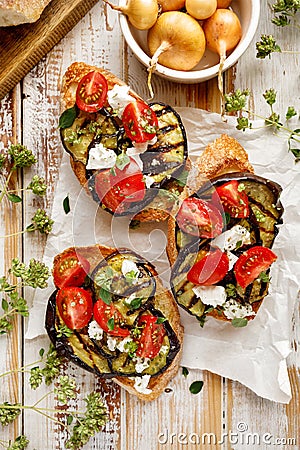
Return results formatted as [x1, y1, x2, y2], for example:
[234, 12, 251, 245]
[159, 0, 185, 12]
[147, 11, 206, 71]
[217, 0, 232, 7]
[202, 8, 242, 56]
[185, 0, 217, 20]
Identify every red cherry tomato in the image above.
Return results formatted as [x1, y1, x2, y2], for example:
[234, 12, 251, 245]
[94, 156, 146, 213]
[76, 71, 108, 112]
[56, 287, 93, 330]
[212, 180, 249, 219]
[187, 249, 229, 285]
[176, 197, 223, 238]
[136, 315, 166, 359]
[53, 249, 90, 289]
[122, 101, 158, 143]
[234, 246, 277, 289]
[93, 298, 130, 338]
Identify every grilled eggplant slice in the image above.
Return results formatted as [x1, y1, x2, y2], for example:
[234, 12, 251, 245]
[45, 247, 182, 382]
[170, 172, 283, 326]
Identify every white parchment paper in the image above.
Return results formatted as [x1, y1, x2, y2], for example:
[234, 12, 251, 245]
[26, 108, 300, 404]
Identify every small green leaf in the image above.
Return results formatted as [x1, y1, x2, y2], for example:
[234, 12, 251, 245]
[63, 195, 70, 214]
[259, 271, 270, 283]
[67, 414, 74, 425]
[39, 348, 45, 358]
[59, 106, 77, 129]
[182, 367, 189, 378]
[1, 298, 9, 311]
[156, 317, 167, 324]
[128, 297, 142, 310]
[7, 193, 22, 203]
[107, 317, 115, 331]
[189, 380, 204, 394]
[99, 288, 112, 305]
[231, 317, 248, 328]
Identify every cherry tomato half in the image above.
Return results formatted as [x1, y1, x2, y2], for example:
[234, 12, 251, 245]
[122, 101, 158, 143]
[136, 315, 166, 359]
[56, 287, 93, 330]
[176, 197, 223, 238]
[93, 298, 130, 338]
[76, 71, 108, 113]
[212, 180, 249, 219]
[94, 156, 146, 213]
[187, 249, 229, 286]
[234, 246, 277, 289]
[53, 249, 90, 289]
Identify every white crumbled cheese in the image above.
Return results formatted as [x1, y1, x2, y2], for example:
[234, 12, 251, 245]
[151, 158, 160, 166]
[134, 374, 152, 394]
[86, 143, 117, 170]
[88, 320, 104, 340]
[144, 175, 155, 189]
[211, 225, 251, 252]
[192, 285, 227, 308]
[227, 251, 239, 271]
[121, 259, 140, 280]
[222, 299, 254, 320]
[107, 336, 118, 351]
[160, 345, 169, 355]
[107, 84, 135, 117]
[116, 336, 133, 353]
[133, 357, 150, 373]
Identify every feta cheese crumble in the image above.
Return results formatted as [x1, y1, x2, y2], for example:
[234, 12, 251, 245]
[192, 285, 227, 308]
[116, 336, 133, 353]
[107, 336, 118, 352]
[133, 357, 150, 373]
[134, 374, 152, 395]
[121, 259, 140, 281]
[88, 320, 104, 340]
[86, 143, 117, 170]
[107, 84, 135, 117]
[144, 175, 155, 188]
[212, 225, 251, 252]
[222, 299, 254, 320]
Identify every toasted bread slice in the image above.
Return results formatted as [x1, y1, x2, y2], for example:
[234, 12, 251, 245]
[46, 244, 183, 401]
[60, 62, 188, 223]
[166, 135, 283, 326]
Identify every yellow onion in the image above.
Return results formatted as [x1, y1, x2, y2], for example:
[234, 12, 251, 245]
[104, 0, 158, 30]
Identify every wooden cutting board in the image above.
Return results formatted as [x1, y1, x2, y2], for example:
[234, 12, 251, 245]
[0, 0, 99, 100]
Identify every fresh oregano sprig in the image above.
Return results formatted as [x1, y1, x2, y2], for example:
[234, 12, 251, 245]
[271, 0, 300, 28]
[0, 258, 50, 334]
[224, 88, 300, 161]
[0, 345, 108, 450]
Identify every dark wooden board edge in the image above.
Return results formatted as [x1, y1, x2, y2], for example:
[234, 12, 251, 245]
[0, 0, 99, 100]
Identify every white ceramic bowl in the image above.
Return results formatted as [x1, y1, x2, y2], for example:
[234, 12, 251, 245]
[119, 0, 260, 83]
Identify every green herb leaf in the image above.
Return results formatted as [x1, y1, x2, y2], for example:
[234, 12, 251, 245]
[127, 297, 142, 310]
[59, 106, 77, 129]
[259, 271, 270, 283]
[99, 288, 112, 305]
[231, 317, 248, 328]
[182, 367, 189, 378]
[107, 317, 115, 331]
[7, 193, 22, 203]
[156, 317, 167, 324]
[2, 298, 9, 311]
[63, 195, 70, 214]
[189, 380, 204, 395]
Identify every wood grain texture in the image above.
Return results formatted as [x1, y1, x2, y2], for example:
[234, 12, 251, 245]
[0, 0, 99, 100]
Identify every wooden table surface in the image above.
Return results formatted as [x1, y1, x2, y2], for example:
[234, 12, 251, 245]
[0, 2, 299, 449]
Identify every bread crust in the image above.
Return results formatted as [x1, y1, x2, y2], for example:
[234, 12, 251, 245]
[52, 244, 183, 401]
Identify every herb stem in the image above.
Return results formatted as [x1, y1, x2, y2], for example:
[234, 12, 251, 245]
[0, 169, 13, 203]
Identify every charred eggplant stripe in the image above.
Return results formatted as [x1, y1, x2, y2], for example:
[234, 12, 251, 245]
[148, 142, 185, 154]
[249, 197, 279, 221]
